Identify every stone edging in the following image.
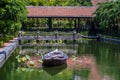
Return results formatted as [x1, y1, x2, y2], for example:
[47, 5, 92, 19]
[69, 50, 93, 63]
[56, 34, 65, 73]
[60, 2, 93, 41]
[0, 39, 18, 68]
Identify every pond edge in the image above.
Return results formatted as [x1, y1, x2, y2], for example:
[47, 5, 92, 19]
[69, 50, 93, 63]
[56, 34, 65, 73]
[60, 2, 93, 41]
[0, 38, 18, 68]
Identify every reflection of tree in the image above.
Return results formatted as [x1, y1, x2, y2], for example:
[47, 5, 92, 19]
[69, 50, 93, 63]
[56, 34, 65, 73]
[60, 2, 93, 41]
[73, 69, 89, 80]
[77, 40, 120, 80]
[78, 40, 120, 67]
[69, 55, 102, 80]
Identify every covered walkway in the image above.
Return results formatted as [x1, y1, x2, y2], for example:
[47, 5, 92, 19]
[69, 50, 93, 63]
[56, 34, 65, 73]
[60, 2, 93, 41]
[23, 0, 108, 31]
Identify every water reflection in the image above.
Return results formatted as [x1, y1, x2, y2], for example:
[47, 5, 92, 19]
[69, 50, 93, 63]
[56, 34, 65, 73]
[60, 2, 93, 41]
[0, 40, 120, 80]
[18, 42, 102, 80]
[43, 64, 67, 76]
[18, 43, 77, 55]
[67, 55, 102, 80]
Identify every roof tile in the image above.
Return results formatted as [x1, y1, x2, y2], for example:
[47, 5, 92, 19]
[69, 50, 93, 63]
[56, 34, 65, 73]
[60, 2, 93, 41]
[27, 6, 97, 17]
[27, 0, 108, 18]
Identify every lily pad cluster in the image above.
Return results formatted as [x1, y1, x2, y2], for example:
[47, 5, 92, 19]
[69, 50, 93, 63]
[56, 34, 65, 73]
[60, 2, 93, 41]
[16, 55, 30, 63]
[16, 55, 31, 67]
[16, 54, 43, 70]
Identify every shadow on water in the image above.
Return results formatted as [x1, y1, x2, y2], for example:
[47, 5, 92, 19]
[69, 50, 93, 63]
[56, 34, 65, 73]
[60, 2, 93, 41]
[42, 64, 67, 76]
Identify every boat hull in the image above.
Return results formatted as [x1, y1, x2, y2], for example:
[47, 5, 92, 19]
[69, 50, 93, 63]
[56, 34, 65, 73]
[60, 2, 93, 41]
[42, 59, 67, 67]
[42, 49, 68, 67]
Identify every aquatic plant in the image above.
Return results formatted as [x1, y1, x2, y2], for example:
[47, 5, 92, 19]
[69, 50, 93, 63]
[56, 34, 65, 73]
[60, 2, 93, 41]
[72, 55, 77, 61]
[29, 61, 35, 67]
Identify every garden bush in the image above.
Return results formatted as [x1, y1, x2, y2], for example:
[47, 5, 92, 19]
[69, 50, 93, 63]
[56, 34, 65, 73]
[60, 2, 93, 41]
[0, 35, 14, 43]
[0, 41, 4, 47]
[1, 38, 10, 42]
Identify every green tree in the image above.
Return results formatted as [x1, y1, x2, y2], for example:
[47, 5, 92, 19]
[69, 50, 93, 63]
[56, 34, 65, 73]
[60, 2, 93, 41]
[0, 0, 27, 36]
[95, 1, 120, 35]
[27, 0, 92, 6]
[95, 1, 120, 27]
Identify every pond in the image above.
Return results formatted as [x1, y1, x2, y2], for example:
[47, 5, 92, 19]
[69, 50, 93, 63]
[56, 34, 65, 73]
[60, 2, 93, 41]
[0, 40, 120, 80]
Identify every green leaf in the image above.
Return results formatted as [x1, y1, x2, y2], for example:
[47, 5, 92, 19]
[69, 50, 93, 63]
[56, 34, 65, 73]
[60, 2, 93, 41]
[38, 59, 43, 63]
[21, 57, 27, 62]
[16, 55, 20, 59]
[25, 55, 30, 60]
[17, 58, 21, 63]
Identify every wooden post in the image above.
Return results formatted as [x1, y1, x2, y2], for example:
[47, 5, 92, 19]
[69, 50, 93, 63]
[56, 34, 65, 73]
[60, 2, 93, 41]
[48, 18, 52, 31]
[64, 40, 67, 43]
[36, 30, 40, 43]
[18, 31, 22, 45]
[32, 18, 34, 27]
[74, 19, 77, 30]
[73, 30, 77, 42]
[46, 40, 48, 43]
[37, 46, 39, 54]
[55, 30, 59, 40]
[37, 18, 39, 27]
[19, 45, 22, 54]
[78, 18, 80, 32]
[37, 30, 40, 39]
[28, 40, 31, 43]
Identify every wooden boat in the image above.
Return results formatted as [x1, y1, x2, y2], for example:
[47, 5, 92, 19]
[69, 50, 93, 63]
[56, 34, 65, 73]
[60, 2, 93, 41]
[81, 35, 100, 40]
[42, 49, 68, 67]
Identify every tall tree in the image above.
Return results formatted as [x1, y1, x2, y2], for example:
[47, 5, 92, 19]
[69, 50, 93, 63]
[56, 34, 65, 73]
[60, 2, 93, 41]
[95, 1, 120, 28]
[27, 0, 92, 6]
[0, 0, 27, 36]
[95, 1, 120, 35]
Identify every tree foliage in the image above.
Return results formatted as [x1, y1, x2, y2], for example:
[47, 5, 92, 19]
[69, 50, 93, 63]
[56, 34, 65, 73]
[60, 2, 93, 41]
[0, 0, 27, 36]
[26, 0, 92, 6]
[95, 1, 120, 28]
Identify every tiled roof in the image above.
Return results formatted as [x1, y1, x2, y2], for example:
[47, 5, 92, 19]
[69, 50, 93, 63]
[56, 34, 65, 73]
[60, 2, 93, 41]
[27, 6, 97, 17]
[27, 0, 108, 18]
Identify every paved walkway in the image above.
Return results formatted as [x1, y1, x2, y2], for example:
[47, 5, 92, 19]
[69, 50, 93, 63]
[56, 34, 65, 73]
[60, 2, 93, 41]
[0, 38, 18, 68]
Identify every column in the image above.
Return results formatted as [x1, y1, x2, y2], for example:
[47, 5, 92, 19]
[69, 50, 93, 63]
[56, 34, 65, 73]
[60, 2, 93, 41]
[74, 19, 77, 30]
[48, 18, 52, 31]
[78, 18, 80, 32]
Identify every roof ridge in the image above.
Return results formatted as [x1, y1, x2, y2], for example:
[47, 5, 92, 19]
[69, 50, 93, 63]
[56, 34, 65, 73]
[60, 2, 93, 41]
[26, 6, 97, 8]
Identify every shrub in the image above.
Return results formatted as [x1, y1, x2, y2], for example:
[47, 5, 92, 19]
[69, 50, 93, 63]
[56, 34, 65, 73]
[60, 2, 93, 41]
[0, 38, 9, 42]
[0, 41, 4, 47]
[1, 35, 14, 42]
[6, 35, 14, 40]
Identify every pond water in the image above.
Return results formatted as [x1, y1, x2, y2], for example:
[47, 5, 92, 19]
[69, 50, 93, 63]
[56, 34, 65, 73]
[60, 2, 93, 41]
[0, 40, 120, 80]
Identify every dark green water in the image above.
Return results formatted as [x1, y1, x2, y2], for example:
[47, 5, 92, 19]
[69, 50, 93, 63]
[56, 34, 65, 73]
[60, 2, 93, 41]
[0, 40, 120, 80]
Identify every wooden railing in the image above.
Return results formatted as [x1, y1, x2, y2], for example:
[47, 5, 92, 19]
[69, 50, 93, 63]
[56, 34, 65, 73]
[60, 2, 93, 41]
[18, 30, 79, 44]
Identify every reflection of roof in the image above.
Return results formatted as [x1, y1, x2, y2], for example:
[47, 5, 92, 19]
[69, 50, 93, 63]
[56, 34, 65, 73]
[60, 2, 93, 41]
[27, 0, 108, 18]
